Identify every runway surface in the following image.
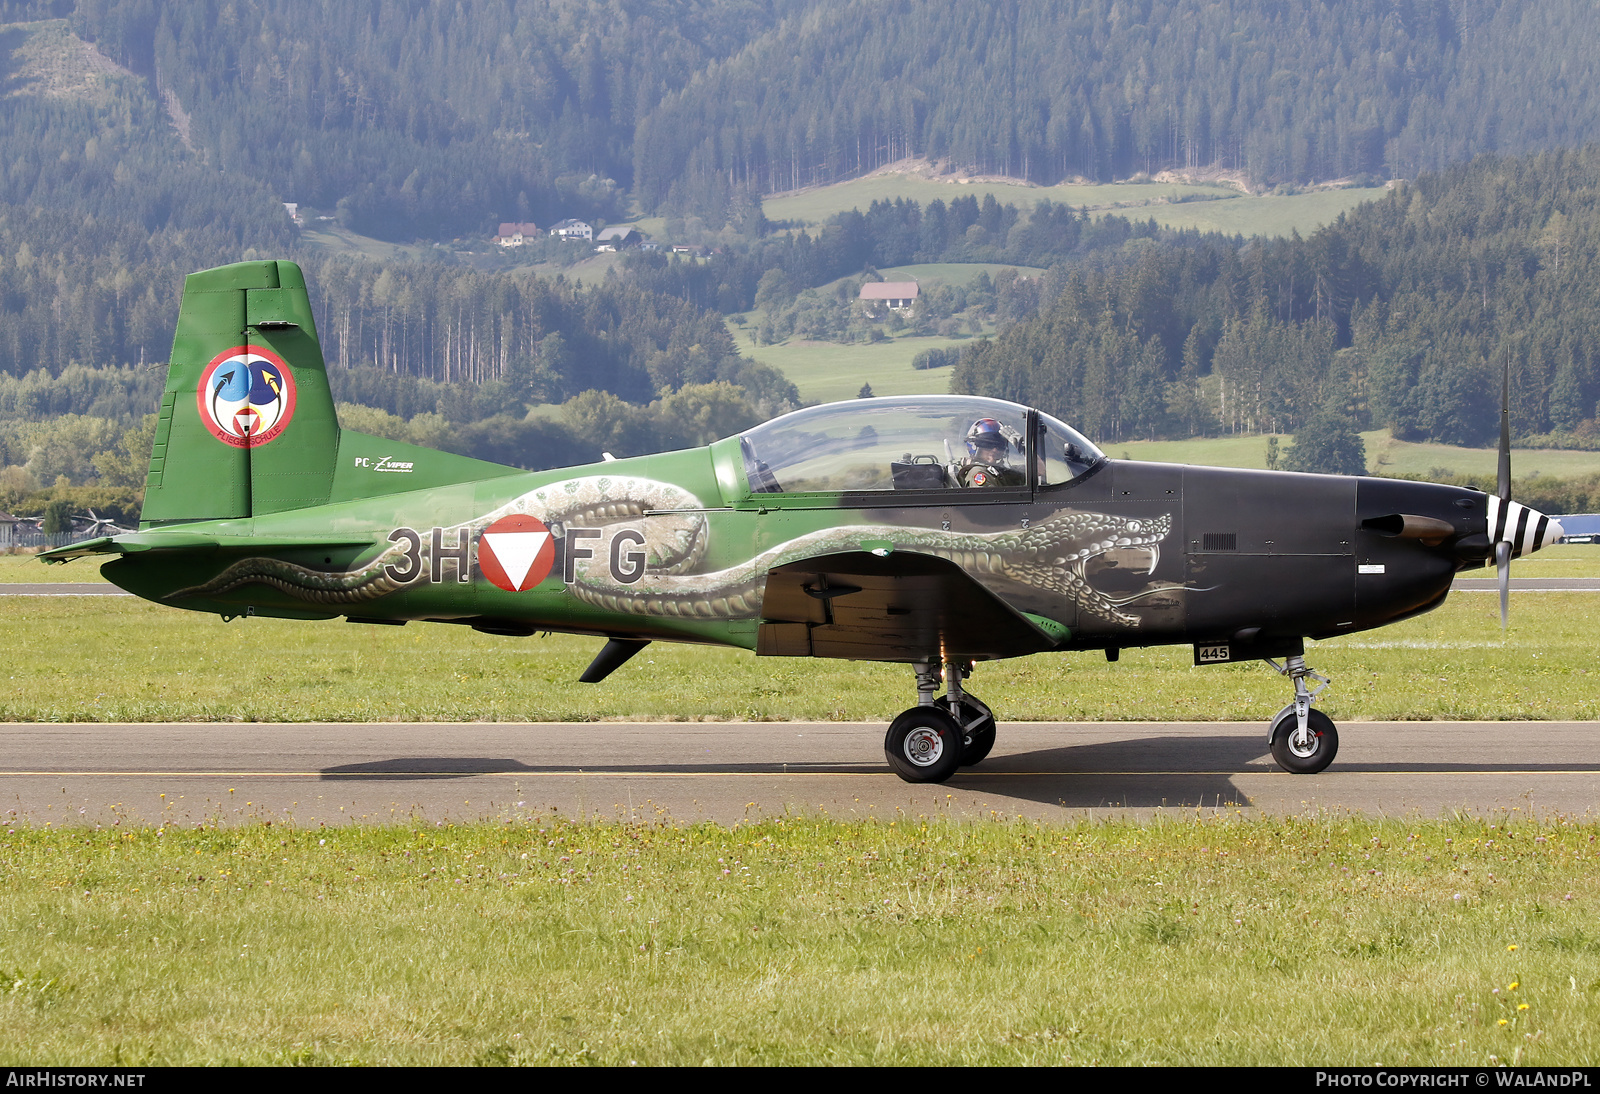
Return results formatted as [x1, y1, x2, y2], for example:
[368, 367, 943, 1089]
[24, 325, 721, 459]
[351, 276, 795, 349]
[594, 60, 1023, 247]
[1452, 577, 1600, 591]
[1, 720, 1596, 826]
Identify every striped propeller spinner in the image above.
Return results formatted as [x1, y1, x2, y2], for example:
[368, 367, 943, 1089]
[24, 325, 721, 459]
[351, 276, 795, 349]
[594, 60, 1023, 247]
[1485, 495, 1564, 559]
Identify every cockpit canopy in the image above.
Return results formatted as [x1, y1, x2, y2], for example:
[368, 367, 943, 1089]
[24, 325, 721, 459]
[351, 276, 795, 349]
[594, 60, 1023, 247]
[738, 396, 1103, 495]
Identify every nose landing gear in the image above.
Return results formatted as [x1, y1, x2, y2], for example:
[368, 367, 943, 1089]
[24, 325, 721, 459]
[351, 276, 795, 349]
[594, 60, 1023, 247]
[1264, 654, 1339, 773]
[884, 659, 998, 783]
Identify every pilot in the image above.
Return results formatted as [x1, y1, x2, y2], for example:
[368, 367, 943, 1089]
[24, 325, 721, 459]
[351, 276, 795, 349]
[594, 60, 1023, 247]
[959, 417, 1026, 487]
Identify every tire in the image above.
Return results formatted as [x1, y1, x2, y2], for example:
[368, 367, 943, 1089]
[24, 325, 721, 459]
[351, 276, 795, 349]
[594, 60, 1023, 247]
[884, 706, 966, 783]
[1268, 706, 1339, 774]
[935, 694, 997, 766]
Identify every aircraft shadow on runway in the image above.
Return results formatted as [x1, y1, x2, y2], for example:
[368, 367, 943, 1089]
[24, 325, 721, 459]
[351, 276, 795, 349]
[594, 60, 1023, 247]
[319, 757, 886, 780]
[955, 735, 1265, 809]
[316, 731, 1600, 807]
[318, 733, 1266, 807]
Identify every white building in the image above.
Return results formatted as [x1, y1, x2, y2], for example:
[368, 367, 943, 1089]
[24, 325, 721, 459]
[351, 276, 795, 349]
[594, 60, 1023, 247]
[859, 281, 920, 313]
[548, 219, 594, 242]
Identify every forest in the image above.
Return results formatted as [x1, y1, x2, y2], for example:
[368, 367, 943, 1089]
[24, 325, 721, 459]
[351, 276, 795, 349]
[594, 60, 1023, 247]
[9, 1, 1600, 520]
[954, 146, 1600, 450]
[5, 1, 1600, 237]
[639, 0, 1600, 220]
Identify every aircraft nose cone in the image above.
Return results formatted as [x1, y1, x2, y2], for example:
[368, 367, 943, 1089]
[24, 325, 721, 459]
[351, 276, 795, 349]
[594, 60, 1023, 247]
[1487, 496, 1563, 557]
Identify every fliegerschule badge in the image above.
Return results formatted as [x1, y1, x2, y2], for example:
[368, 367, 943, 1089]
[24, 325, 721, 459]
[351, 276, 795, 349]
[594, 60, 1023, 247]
[196, 346, 297, 448]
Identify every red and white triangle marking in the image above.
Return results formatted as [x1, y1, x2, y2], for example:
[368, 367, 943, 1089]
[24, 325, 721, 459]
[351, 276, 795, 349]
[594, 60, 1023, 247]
[481, 530, 550, 589]
[477, 514, 556, 592]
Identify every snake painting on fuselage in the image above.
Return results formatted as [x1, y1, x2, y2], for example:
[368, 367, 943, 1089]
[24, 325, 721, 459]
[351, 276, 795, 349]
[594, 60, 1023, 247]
[45, 261, 1565, 783]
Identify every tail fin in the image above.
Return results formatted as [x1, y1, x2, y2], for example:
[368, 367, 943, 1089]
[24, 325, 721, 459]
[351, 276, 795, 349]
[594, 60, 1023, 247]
[141, 260, 339, 526]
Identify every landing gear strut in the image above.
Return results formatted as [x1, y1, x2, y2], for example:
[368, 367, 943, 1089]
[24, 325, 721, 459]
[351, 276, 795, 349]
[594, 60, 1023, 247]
[1263, 654, 1338, 774]
[884, 660, 997, 783]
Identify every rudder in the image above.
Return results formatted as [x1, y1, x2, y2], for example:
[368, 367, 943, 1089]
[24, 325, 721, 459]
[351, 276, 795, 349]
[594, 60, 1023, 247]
[141, 260, 339, 526]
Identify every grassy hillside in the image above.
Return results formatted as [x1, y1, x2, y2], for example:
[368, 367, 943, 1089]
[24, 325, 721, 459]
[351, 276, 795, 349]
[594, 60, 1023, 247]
[1114, 431, 1600, 479]
[733, 328, 965, 404]
[763, 176, 1232, 225]
[762, 173, 1385, 239]
[873, 263, 1046, 286]
[1147, 187, 1389, 237]
[298, 225, 438, 263]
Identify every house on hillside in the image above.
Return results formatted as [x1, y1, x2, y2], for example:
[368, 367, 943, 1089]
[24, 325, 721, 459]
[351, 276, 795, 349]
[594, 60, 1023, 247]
[548, 219, 593, 243]
[283, 202, 302, 226]
[495, 222, 540, 247]
[859, 280, 920, 314]
[595, 225, 641, 250]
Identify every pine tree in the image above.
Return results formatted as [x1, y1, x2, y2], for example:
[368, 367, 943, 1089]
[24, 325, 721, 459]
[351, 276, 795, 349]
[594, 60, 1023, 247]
[1282, 406, 1366, 475]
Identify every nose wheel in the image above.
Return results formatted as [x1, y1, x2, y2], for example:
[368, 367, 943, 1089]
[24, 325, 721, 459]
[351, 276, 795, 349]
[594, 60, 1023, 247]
[1268, 705, 1338, 773]
[1263, 654, 1338, 774]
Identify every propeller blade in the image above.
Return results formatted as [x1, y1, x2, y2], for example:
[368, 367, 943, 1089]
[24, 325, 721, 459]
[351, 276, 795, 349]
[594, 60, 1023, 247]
[1496, 354, 1512, 629]
[1496, 539, 1510, 630]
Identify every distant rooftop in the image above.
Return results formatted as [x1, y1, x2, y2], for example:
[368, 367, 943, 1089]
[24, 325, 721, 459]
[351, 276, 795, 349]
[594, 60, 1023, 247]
[859, 281, 920, 300]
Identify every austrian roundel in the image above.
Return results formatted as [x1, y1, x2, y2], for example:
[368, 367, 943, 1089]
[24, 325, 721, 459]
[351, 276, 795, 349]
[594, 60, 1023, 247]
[478, 515, 556, 593]
[196, 346, 297, 448]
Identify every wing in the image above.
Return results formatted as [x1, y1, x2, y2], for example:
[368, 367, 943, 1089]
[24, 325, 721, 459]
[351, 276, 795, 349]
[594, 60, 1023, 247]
[756, 550, 1063, 662]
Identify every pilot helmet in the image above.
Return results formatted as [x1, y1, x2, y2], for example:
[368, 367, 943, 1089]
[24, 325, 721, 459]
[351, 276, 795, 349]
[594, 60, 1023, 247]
[965, 417, 1011, 464]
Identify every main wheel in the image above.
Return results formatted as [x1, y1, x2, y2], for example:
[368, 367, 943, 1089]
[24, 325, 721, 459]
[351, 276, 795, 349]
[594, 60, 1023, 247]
[1268, 706, 1339, 774]
[884, 706, 965, 783]
[935, 694, 997, 766]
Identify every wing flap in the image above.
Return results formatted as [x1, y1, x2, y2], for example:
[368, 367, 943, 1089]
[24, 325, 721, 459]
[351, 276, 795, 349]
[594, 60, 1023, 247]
[757, 550, 1064, 662]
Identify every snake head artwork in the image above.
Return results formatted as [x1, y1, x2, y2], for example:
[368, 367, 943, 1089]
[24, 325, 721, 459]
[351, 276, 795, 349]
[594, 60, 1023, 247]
[42, 260, 1566, 783]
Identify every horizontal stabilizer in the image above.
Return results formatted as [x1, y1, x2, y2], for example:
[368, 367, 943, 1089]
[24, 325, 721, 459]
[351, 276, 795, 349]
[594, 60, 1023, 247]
[40, 532, 377, 564]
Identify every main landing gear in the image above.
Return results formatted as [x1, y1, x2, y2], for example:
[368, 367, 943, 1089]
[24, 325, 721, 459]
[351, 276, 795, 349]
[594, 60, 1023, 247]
[884, 659, 996, 783]
[1264, 654, 1338, 774]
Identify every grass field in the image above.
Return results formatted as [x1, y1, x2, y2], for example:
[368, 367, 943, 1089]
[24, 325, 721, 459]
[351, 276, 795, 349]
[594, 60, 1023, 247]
[761, 173, 1386, 239]
[297, 225, 437, 263]
[1146, 187, 1388, 237]
[0, 815, 1596, 1064]
[736, 329, 967, 404]
[763, 175, 1236, 225]
[873, 262, 1046, 286]
[0, 555, 108, 582]
[1115, 431, 1600, 480]
[729, 263, 1033, 404]
[1, 577, 1596, 723]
